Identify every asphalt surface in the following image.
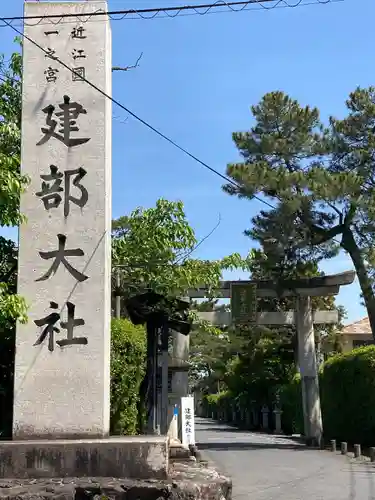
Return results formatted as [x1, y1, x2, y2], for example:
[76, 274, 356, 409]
[195, 417, 375, 500]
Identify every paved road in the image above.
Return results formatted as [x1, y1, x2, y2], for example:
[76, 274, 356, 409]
[195, 417, 375, 500]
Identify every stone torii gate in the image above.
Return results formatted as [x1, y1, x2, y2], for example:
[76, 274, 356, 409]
[188, 271, 355, 447]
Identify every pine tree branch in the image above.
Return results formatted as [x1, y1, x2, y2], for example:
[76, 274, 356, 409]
[344, 199, 361, 227]
[298, 210, 344, 245]
[327, 202, 343, 223]
[311, 224, 344, 245]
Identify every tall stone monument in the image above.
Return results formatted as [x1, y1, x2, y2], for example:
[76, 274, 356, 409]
[0, 0, 169, 482]
[14, 1, 112, 439]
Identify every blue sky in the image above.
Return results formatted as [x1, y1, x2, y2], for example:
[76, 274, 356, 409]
[0, 0, 373, 323]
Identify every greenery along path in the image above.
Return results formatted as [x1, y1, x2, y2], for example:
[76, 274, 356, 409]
[195, 417, 375, 500]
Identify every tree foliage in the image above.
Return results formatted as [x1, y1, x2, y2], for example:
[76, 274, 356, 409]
[224, 88, 375, 337]
[320, 345, 375, 446]
[0, 44, 28, 327]
[110, 319, 146, 435]
[0, 42, 28, 228]
[112, 198, 251, 307]
[0, 43, 29, 437]
[189, 299, 241, 393]
[193, 234, 344, 415]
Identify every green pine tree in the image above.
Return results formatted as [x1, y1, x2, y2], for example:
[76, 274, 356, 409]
[224, 89, 375, 338]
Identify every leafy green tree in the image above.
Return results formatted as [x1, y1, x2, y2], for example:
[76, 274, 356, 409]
[248, 228, 345, 359]
[189, 327, 229, 393]
[194, 218, 345, 410]
[0, 45, 28, 324]
[224, 89, 375, 336]
[112, 198, 250, 309]
[189, 300, 240, 392]
[0, 43, 27, 229]
[225, 326, 296, 407]
[0, 44, 29, 436]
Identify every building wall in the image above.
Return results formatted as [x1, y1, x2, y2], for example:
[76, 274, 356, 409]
[341, 334, 374, 353]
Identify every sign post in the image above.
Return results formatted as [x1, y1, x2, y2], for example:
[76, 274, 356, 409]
[181, 396, 195, 446]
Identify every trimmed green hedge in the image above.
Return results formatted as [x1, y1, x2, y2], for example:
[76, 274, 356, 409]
[320, 346, 375, 446]
[279, 374, 303, 435]
[0, 318, 146, 438]
[110, 319, 146, 435]
[202, 391, 233, 418]
[280, 346, 375, 446]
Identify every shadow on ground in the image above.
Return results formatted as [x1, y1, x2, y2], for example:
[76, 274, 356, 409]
[197, 441, 307, 451]
[197, 423, 305, 443]
[203, 426, 297, 436]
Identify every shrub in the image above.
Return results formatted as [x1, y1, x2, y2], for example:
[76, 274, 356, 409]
[0, 319, 146, 437]
[320, 345, 375, 446]
[110, 318, 146, 435]
[280, 346, 375, 445]
[203, 391, 234, 417]
[279, 374, 303, 435]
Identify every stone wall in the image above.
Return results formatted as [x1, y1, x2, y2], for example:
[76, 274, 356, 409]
[0, 461, 232, 500]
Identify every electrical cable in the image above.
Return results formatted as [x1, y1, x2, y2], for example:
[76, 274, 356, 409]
[0, 0, 340, 27]
[0, 15, 344, 251]
[1, 17, 274, 210]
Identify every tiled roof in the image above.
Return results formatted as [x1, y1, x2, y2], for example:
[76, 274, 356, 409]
[341, 317, 372, 336]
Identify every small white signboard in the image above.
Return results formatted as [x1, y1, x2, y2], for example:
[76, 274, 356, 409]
[181, 396, 195, 446]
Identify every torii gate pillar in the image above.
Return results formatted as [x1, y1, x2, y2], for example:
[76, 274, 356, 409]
[189, 271, 356, 447]
[296, 296, 322, 447]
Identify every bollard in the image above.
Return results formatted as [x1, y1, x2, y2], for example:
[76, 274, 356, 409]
[330, 439, 336, 452]
[245, 410, 251, 429]
[370, 447, 375, 462]
[252, 408, 259, 428]
[354, 444, 361, 458]
[341, 442, 347, 455]
[273, 409, 283, 434]
[261, 405, 269, 430]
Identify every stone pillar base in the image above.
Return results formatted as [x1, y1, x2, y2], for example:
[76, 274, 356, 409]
[0, 461, 232, 500]
[0, 436, 168, 480]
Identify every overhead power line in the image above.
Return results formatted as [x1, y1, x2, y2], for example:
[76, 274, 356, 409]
[0, 11, 344, 249]
[0, 0, 341, 27]
[0, 17, 274, 210]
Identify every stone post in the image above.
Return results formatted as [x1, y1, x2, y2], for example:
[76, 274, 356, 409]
[160, 322, 169, 435]
[245, 409, 251, 429]
[168, 330, 190, 440]
[273, 407, 283, 434]
[240, 408, 245, 426]
[252, 407, 259, 428]
[261, 405, 269, 430]
[296, 296, 323, 447]
[273, 391, 283, 434]
[13, 0, 112, 439]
